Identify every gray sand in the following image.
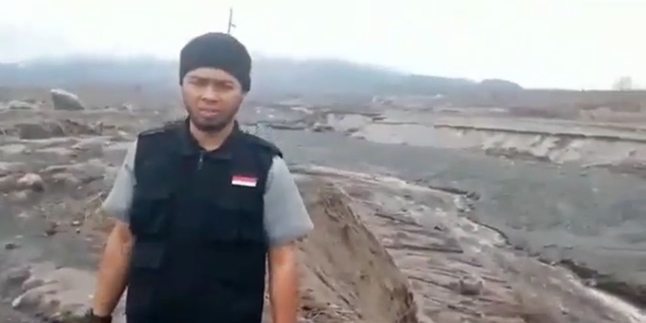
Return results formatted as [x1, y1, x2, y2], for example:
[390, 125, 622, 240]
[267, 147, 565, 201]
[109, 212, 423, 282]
[267, 128, 646, 300]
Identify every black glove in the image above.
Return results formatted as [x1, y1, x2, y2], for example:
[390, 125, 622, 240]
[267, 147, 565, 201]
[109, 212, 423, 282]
[83, 309, 113, 323]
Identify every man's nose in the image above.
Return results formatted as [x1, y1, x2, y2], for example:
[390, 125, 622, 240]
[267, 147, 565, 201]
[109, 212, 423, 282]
[201, 86, 220, 102]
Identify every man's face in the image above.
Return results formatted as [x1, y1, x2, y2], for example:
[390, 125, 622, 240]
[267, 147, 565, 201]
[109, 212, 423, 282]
[181, 67, 245, 132]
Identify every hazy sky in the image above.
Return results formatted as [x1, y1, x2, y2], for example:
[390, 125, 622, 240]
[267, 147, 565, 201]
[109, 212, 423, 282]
[2, 0, 644, 89]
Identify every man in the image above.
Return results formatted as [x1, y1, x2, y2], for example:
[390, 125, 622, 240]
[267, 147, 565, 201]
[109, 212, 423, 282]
[88, 33, 314, 323]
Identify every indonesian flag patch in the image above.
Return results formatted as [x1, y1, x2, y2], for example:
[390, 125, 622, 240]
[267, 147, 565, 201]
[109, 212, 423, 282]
[231, 175, 258, 187]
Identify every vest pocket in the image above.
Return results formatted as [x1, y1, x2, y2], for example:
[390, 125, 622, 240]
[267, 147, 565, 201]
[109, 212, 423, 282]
[237, 204, 266, 244]
[126, 240, 167, 319]
[130, 188, 172, 237]
[201, 199, 265, 244]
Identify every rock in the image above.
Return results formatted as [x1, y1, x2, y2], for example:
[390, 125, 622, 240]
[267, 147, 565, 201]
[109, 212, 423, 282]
[5, 263, 126, 322]
[16, 173, 44, 192]
[4, 241, 20, 250]
[120, 103, 135, 111]
[457, 275, 484, 296]
[312, 123, 333, 132]
[15, 120, 101, 139]
[43, 159, 106, 186]
[266, 123, 308, 131]
[44, 222, 58, 236]
[7, 100, 37, 110]
[51, 89, 86, 111]
[71, 136, 109, 151]
[15, 123, 65, 139]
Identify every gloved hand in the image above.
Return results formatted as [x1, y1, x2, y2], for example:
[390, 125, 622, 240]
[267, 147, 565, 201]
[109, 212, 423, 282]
[82, 309, 113, 323]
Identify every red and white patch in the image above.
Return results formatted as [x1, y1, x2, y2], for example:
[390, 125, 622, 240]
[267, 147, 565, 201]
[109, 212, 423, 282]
[231, 175, 258, 187]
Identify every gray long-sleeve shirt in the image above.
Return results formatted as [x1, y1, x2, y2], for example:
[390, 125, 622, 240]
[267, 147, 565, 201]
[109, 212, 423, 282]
[102, 140, 313, 247]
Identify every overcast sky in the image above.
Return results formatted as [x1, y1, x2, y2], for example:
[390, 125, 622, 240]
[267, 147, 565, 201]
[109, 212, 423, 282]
[1, 0, 644, 89]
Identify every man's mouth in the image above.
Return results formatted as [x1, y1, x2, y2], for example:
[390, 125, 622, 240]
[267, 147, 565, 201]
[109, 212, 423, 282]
[197, 108, 219, 118]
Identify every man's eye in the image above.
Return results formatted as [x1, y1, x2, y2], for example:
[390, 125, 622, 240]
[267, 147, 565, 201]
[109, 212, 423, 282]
[217, 83, 234, 90]
[189, 79, 208, 86]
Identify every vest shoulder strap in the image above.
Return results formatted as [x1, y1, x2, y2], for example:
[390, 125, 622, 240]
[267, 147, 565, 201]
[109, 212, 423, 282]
[138, 119, 184, 139]
[239, 132, 283, 158]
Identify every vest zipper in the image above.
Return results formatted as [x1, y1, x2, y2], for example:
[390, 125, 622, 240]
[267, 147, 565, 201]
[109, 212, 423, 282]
[198, 151, 204, 170]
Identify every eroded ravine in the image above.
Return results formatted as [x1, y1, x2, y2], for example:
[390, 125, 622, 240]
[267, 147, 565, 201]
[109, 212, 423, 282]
[265, 125, 646, 312]
[294, 166, 645, 323]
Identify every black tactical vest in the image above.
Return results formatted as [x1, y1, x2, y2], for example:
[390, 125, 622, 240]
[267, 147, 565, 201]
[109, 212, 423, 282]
[125, 120, 281, 323]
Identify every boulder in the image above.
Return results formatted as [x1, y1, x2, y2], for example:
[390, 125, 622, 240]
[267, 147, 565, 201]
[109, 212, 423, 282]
[51, 89, 86, 111]
[16, 173, 44, 192]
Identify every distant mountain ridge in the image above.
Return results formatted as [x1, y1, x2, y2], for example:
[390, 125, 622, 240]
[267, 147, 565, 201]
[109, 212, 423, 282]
[0, 56, 523, 99]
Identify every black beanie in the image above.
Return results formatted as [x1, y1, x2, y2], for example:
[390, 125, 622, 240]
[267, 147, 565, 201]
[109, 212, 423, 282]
[179, 32, 251, 92]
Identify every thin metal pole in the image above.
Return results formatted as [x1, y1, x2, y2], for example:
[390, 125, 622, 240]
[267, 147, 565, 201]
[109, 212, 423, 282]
[227, 7, 234, 34]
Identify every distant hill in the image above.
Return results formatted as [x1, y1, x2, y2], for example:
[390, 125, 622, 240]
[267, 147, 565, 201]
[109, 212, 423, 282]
[0, 56, 523, 101]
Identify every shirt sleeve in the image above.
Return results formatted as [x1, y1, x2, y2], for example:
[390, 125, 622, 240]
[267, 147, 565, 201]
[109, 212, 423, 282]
[101, 140, 137, 223]
[263, 156, 314, 247]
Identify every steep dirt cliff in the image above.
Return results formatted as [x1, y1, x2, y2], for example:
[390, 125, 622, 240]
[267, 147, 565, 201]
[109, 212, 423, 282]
[295, 180, 417, 323]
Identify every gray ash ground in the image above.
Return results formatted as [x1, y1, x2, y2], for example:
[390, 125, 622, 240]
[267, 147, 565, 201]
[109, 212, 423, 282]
[1, 105, 645, 322]
[263, 127, 646, 307]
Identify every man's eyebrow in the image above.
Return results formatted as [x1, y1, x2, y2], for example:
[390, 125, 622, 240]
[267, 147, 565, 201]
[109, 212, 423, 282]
[187, 75, 234, 84]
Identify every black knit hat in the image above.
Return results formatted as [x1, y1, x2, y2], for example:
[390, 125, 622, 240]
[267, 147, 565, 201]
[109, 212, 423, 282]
[179, 32, 251, 92]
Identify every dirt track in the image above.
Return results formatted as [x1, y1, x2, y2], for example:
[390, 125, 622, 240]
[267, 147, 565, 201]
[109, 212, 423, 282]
[0, 107, 644, 322]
